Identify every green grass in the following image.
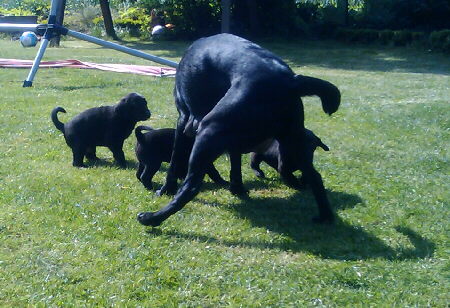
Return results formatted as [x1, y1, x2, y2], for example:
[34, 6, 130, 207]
[0, 37, 449, 306]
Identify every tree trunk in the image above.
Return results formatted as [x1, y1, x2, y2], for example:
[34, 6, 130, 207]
[49, 0, 66, 47]
[246, 0, 259, 37]
[221, 0, 231, 33]
[99, 0, 118, 40]
[337, 0, 349, 26]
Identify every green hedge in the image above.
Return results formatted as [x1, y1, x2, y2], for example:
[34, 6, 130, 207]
[335, 28, 449, 52]
[430, 30, 450, 52]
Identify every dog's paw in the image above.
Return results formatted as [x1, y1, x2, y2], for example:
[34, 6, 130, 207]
[229, 184, 249, 198]
[142, 182, 153, 190]
[214, 178, 229, 186]
[156, 183, 178, 196]
[312, 213, 335, 224]
[137, 212, 163, 227]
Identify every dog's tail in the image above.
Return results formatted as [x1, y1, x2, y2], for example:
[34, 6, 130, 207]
[135, 125, 153, 144]
[51, 107, 66, 133]
[305, 128, 330, 152]
[295, 75, 341, 115]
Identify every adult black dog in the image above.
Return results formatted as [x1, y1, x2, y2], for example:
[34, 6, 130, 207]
[135, 125, 227, 190]
[51, 92, 151, 168]
[137, 34, 340, 227]
[250, 128, 330, 189]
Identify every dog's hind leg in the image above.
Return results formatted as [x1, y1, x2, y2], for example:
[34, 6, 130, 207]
[138, 129, 225, 227]
[205, 164, 228, 186]
[85, 147, 99, 161]
[300, 164, 333, 223]
[279, 136, 334, 223]
[71, 146, 86, 168]
[136, 162, 144, 181]
[139, 162, 161, 190]
[250, 153, 266, 178]
[229, 152, 248, 196]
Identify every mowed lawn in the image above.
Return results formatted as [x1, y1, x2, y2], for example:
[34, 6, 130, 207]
[0, 37, 448, 306]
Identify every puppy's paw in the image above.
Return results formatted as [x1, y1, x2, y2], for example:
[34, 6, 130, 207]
[253, 170, 265, 178]
[137, 212, 164, 227]
[117, 162, 127, 169]
[73, 162, 87, 168]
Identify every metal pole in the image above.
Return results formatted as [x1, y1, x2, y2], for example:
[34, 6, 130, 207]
[23, 0, 61, 87]
[22, 38, 50, 87]
[0, 23, 39, 32]
[66, 29, 178, 68]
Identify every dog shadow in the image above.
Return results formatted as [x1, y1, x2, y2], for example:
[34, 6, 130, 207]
[148, 189, 435, 261]
[84, 158, 137, 170]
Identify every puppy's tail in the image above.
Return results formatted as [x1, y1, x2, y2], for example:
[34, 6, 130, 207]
[135, 125, 153, 144]
[295, 75, 341, 115]
[51, 107, 66, 133]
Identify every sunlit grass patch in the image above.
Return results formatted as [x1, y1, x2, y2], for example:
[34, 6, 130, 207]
[0, 38, 449, 306]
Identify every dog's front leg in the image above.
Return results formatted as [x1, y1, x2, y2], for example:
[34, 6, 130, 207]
[229, 152, 248, 197]
[110, 143, 127, 168]
[138, 129, 223, 226]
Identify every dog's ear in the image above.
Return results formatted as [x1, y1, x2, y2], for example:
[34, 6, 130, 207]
[115, 94, 130, 114]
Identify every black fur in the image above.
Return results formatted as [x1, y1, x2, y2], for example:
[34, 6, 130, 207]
[250, 128, 330, 189]
[135, 125, 228, 190]
[51, 92, 151, 168]
[137, 34, 340, 227]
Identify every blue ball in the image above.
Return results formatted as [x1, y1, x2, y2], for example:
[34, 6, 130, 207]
[20, 31, 38, 48]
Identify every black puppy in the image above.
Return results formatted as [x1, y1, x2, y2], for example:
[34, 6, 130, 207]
[250, 128, 330, 189]
[51, 92, 151, 168]
[138, 34, 340, 227]
[135, 125, 227, 190]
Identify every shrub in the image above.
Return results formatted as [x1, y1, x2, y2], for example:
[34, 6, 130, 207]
[430, 30, 450, 52]
[18, 0, 50, 22]
[334, 28, 429, 48]
[378, 29, 395, 45]
[114, 7, 151, 38]
[63, 6, 103, 34]
[0, 7, 34, 17]
[392, 30, 412, 46]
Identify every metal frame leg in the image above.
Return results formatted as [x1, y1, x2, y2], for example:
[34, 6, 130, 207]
[22, 0, 61, 87]
[23, 35, 50, 87]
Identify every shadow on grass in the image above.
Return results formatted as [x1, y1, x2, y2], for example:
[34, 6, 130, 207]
[120, 39, 450, 75]
[148, 189, 435, 261]
[84, 158, 137, 170]
[261, 40, 450, 76]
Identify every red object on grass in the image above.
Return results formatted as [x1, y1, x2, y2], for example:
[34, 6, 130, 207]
[0, 58, 176, 77]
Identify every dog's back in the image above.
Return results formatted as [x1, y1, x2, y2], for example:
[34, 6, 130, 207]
[135, 126, 175, 164]
[250, 128, 329, 178]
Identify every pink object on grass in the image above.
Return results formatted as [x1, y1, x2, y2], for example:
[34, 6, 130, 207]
[0, 58, 176, 77]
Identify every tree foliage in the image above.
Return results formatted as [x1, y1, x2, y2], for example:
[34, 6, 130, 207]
[2, 0, 449, 39]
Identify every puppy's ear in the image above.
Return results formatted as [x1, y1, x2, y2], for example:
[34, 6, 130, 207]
[116, 93, 132, 114]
